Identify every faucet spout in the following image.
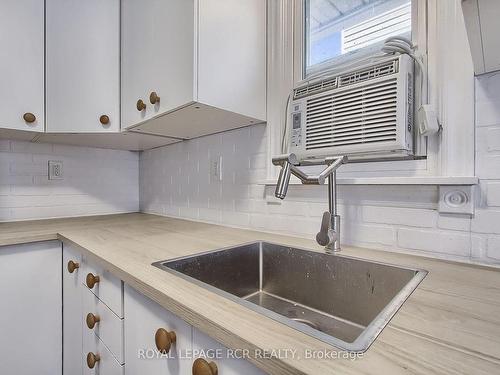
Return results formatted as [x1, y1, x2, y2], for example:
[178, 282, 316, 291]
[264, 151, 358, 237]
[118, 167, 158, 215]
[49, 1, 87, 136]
[275, 161, 291, 199]
[272, 153, 347, 251]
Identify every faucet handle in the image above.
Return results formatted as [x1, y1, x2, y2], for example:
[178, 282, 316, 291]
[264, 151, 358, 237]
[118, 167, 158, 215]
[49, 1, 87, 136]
[316, 211, 332, 247]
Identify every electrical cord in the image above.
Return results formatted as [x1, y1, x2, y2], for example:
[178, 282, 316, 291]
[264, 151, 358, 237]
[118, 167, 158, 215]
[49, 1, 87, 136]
[381, 36, 428, 104]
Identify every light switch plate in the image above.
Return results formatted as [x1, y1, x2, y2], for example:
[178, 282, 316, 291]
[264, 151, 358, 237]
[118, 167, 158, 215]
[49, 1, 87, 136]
[48, 160, 64, 180]
[438, 185, 474, 215]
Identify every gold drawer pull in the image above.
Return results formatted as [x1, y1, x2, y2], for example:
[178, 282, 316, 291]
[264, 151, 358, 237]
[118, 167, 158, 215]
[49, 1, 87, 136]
[149, 91, 160, 104]
[86, 313, 100, 329]
[155, 328, 176, 354]
[87, 352, 100, 369]
[192, 358, 218, 375]
[86, 273, 100, 289]
[67, 260, 79, 273]
[23, 112, 36, 123]
[99, 115, 110, 125]
[136, 99, 146, 111]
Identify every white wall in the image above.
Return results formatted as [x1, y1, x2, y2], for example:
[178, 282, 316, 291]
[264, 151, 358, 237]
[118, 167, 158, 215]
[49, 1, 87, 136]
[0, 140, 139, 221]
[140, 71, 500, 266]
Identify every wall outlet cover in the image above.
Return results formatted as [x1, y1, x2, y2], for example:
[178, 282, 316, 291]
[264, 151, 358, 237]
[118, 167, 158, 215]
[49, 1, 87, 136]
[48, 160, 64, 180]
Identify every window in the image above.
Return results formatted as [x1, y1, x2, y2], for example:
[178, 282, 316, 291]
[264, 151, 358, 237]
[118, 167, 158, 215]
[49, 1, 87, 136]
[305, 0, 412, 76]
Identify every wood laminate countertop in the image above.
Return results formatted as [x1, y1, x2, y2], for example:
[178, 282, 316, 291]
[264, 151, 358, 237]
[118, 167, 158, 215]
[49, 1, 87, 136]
[1, 213, 500, 374]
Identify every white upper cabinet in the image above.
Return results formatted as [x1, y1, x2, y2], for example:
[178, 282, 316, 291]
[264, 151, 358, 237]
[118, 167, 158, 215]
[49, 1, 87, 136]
[46, 0, 120, 133]
[121, 0, 267, 139]
[462, 0, 500, 75]
[121, 0, 195, 132]
[0, 0, 44, 132]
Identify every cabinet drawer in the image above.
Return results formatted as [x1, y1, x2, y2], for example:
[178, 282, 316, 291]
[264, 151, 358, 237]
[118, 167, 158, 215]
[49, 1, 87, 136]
[83, 287, 124, 364]
[192, 328, 265, 375]
[83, 256, 124, 318]
[124, 284, 193, 374]
[83, 330, 124, 375]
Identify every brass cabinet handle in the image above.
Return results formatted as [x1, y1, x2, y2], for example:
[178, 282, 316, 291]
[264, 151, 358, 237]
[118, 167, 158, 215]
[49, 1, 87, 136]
[136, 99, 146, 111]
[23, 113, 36, 123]
[67, 260, 79, 273]
[86, 313, 100, 329]
[155, 328, 176, 354]
[149, 91, 160, 105]
[87, 352, 100, 369]
[86, 273, 100, 289]
[99, 115, 110, 125]
[192, 358, 218, 375]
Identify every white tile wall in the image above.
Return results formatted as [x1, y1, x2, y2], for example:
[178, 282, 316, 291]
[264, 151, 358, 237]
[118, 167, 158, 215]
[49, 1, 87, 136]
[0, 140, 139, 221]
[139, 71, 500, 266]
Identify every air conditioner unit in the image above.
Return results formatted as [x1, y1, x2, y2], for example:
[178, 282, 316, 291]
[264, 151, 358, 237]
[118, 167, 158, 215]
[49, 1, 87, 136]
[289, 55, 414, 160]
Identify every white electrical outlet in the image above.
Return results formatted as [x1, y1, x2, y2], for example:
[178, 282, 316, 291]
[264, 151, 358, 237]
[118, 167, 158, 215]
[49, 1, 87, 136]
[48, 160, 64, 180]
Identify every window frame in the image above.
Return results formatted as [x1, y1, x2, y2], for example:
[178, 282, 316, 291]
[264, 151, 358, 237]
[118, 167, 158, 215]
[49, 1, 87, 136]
[302, 0, 415, 79]
[265, 0, 475, 182]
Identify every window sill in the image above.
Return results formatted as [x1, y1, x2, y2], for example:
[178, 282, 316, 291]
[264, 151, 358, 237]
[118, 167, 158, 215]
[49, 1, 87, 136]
[258, 176, 479, 186]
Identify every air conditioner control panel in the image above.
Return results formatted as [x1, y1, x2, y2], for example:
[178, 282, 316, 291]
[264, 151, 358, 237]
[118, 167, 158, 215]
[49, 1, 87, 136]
[291, 102, 304, 148]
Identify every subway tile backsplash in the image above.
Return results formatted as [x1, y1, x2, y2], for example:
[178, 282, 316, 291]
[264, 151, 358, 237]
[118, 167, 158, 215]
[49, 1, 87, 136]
[0, 141, 139, 221]
[140, 72, 500, 266]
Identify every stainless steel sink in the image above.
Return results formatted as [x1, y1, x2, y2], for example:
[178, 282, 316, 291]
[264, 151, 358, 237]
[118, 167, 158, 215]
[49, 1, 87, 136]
[153, 241, 427, 352]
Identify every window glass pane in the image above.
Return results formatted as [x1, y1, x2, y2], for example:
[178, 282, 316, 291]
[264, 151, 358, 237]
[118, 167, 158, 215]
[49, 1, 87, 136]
[305, 0, 411, 75]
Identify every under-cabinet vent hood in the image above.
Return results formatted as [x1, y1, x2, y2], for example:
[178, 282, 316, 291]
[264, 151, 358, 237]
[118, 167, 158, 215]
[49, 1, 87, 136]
[462, 0, 500, 75]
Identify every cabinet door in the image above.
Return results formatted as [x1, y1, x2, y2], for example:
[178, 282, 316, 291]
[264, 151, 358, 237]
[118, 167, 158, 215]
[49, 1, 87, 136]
[0, 0, 44, 132]
[197, 0, 267, 121]
[124, 285, 193, 374]
[0, 241, 62, 375]
[192, 328, 265, 375]
[63, 243, 83, 375]
[121, 0, 195, 130]
[46, 0, 120, 133]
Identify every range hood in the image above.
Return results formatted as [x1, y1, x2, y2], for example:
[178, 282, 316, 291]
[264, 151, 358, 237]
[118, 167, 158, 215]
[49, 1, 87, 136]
[462, 0, 500, 75]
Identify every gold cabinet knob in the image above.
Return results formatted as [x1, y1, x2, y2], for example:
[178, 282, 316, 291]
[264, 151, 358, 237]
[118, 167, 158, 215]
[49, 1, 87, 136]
[155, 328, 176, 354]
[149, 91, 160, 105]
[67, 260, 79, 273]
[23, 113, 36, 123]
[86, 273, 100, 289]
[136, 99, 146, 111]
[192, 358, 218, 375]
[99, 115, 110, 125]
[87, 352, 100, 369]
[86, 313, 100, 329]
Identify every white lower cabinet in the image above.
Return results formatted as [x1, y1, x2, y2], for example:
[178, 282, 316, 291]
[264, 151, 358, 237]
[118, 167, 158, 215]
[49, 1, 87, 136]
[124, 285, 193, 374]
[124, 284, 264, 375]
[63, 243, 84, 375]
[64, 242, 125, 375]
[0, 241, 62, 375]
[3, 240, 265, 375]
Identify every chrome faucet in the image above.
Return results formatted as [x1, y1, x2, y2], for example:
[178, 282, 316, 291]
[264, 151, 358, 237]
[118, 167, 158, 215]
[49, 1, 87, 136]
[272, 153, 347, 252]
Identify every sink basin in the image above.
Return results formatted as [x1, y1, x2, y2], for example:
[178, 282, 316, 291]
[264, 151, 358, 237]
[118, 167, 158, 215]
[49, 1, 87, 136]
[153, 241, 427, 352]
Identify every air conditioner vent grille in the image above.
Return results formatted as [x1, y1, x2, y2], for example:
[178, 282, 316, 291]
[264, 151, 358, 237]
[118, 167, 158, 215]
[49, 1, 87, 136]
[305, 78, 399, 150]
[338, 60, 398, 87]
[293, 59, 398, 100]
[293, 77, 338, 100]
